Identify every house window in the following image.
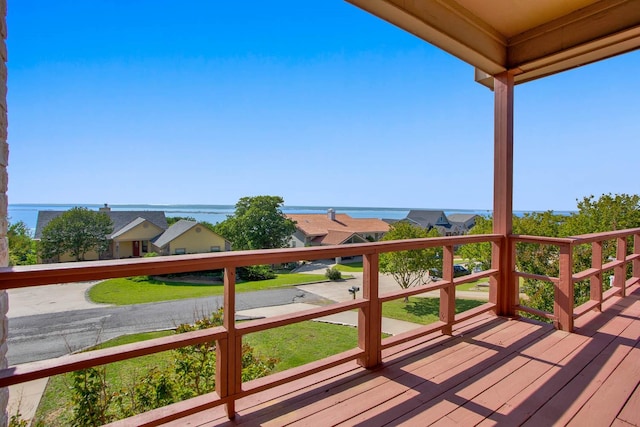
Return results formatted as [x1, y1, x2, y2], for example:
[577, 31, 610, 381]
[175, 248, 186, 255]
[142, 241, 148, 252]
[195, 227, 201, 233]
[210, 246, 221, 252]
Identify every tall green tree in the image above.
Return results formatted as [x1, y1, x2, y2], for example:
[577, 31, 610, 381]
[564, 193, 640, 235]
[379, 222, 442, 302]
[214, 196, 296, 250]
[8, 220, 37, 265]
[40, 207, 113, 262]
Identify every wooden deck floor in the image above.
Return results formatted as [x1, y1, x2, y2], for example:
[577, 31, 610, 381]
[172, 285, 640, 426]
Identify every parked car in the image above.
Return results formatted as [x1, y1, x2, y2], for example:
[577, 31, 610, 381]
[429, 264, 471, 279]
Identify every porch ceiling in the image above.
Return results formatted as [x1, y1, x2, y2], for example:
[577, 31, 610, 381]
[346, 0, 640, 87]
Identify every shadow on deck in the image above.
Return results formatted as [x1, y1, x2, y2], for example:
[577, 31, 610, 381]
[174, 285, 640, 426]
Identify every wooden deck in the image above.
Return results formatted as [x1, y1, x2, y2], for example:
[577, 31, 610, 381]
[171, 285, 640, 427]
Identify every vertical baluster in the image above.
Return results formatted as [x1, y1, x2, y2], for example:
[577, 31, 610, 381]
[615, 236, 627, 297]
[591, 241, 602, 311]
[634, 234, 640, 284]
[440, 245, 455, 335]
[358, 253, 381, 368]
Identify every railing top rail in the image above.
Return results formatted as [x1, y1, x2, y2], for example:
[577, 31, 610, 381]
[512, 227, 640, 247]
[0, 234, 503, 289]
[570, 227, 640, 244]
[510, 235, 574, 245]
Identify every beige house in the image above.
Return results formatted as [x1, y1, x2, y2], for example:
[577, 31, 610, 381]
[34, 206, 230, 262]
[152, 219, 231, 256]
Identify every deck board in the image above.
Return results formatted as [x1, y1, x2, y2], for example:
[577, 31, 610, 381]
[170, 285, 640, 427]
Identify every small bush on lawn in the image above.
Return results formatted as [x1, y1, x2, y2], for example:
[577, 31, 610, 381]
[238, 265, 277, 281]
[325, 266, 342, 281]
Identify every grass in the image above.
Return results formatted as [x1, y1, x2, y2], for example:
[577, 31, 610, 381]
[334, 261, 363, 272]
[382, 296, 485, 324]
[89, 273, 327, 305]
[456, 278, 490, 292]
[245, 321, 363, 371]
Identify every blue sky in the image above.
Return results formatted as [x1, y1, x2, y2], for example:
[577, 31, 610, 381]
[6, 1, 640, 211]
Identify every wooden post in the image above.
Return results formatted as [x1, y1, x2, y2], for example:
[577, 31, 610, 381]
[492, 70, 516, 318]
[555, 244, 574, 331]
[614, 236, 627, 297]
[216, 267, 238, 418]
[440, 245, 455, 335]
[358, 253, 381, 368]
[591, 241, 603, 311]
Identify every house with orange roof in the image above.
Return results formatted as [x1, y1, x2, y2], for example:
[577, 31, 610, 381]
[287, 209, 390, 248]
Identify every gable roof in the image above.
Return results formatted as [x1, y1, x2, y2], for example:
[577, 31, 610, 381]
[447, 214, 479, 223]
[110, 217, 148, 239]
[152, 219, 198, 248]
[315, 230, 368, 245]
[34, 210, 168, 239]
[287, 213, 390, 238]
[405, 210, 451, 229]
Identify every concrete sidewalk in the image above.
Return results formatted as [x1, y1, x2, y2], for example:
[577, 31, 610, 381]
[7, 281, 110, 318]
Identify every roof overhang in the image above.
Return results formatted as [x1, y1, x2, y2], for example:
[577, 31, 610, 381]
[346, 0, 640, 88]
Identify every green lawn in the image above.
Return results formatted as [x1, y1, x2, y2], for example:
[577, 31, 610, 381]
[334, 261, 363, 272]
[245, 321, 362, 371]
[456, 278, 490, 292]
[89, 273, 327, 305]
[382, 296, 485, 324]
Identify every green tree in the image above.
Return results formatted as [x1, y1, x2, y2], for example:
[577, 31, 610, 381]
[39, 207, 113, 262]
[458, 216, 493, 270]
[564, 193, 640, 275]
[379, 222, 442, 302]
[564, 193, 640, 235]
[214, 195, 296, 250]
[8, 220, 37, 265]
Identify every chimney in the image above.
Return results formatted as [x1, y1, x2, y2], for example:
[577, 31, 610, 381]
[328, 208, 335, 221]
[99, 203, 111, 212]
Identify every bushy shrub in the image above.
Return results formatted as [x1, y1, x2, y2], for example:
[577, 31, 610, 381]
[68, 308, 277, 424]
[237, 265, 276, 281]
[325, 266, 342, 281]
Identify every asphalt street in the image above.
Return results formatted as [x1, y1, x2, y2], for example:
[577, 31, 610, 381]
[7, 287, 321, 365]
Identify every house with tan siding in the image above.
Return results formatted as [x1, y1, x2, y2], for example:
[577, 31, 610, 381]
[34, 205, 229, 262]
[152, 219, 230, 256]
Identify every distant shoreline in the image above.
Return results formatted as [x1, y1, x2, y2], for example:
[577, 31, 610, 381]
[8, 203, 576, 232]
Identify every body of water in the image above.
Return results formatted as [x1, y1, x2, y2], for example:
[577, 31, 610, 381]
[8, 203, 498, 232]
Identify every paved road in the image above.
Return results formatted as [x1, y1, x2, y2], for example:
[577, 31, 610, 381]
[7, 288, 321, 365]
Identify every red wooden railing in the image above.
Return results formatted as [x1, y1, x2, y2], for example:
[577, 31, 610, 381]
[512, 228, 640, 331]
[0, 229, 637, 425]
[0, 234, 499, 425]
